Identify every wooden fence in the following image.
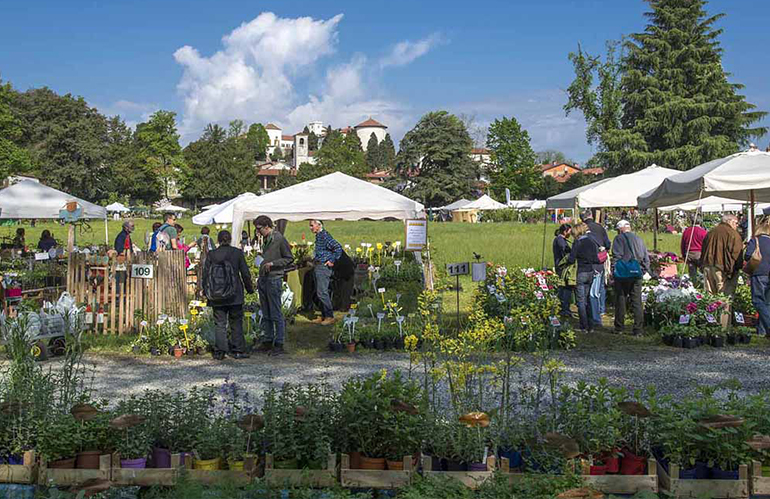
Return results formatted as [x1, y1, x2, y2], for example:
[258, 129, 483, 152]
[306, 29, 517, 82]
[67, 251, 188, 335]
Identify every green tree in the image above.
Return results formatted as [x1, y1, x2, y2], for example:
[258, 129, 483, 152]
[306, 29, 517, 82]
[533, 175, 561, 199]
[0, 79, 31, 179]
[391, 111, 477, 207]
[308, 131, 319, 151]
[274, 168, 299, 190]
[272, 144, 284, 162]
[226, 120, 261, 194]
[566, 1, 767, 174]
[380, 133, 396, 171]
[296, 130, 367, 182]
[179, 124, 231, 203]
[104, 116, 162, 203]
[246, 123, 270, 161]
[561, 172, 595, 193]
[365, 133, 381, 171]
[535, 150, 569, 165]
[486, 116, 540, 198]
[134, 110, 182, 198]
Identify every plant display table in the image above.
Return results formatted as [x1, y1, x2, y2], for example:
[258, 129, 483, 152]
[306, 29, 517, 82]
[751, 461, 770, 496]
[579, 458, 658, 495]
[38, 454, 110, 487]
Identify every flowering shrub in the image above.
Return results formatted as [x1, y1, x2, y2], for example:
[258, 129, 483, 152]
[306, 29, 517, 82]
[643, 276, 729, 330]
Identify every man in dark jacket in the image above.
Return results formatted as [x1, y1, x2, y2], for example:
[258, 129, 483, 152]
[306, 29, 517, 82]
[253, 216, 294, 356]
[611, 220, 650, 336]
[202, 230, 255, 360]
[701, 214, 743, 327]
[114, 220, 134, 255]
[582, 210, 610, 328]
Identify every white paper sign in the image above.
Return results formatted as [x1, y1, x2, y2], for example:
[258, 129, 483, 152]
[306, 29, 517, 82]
[405, 219, 428, 251]
[85, 312, 93, 325]
[34, 252, 50, 261]
[679, 314, 691, 325]
[706, 314, 716, 324]
[376, 312, 386, 320]
[550, 316, 561, 327]
[378, 288, 386, 294]
[472, 262, 487, 282]
[179, 319, 189, 325]
[735, 312, 745, 324]
[96, 312, 104, 324]
[131, 264, 154, 279]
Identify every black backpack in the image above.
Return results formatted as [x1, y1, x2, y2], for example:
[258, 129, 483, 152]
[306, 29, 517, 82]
[205, 259, 237, 301]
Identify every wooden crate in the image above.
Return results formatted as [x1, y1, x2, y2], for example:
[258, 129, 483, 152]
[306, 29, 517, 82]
[751, 461, 770, 496]
[38, 454, 111, 487]
[264, 454, 337, 488]
[420, 455, 496, 489]
[657, 461, 749, 498]
[340, 454, 412, 489]
[0, 451, 36, 484]
[111, 453, 255, 487]
[579, 458, 658, 495]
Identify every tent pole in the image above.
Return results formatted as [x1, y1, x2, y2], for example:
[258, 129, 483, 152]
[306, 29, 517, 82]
[540, 208, 548, 269]
[750, 190, 756, 239]
[653, 208, 659, 253]
[104, 217, 108, 245]
[683, 189, 705, 270]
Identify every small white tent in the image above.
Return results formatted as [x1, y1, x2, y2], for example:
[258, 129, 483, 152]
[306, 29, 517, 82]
[105, 202, 130, 213]
[462, 194, 507, 210]
[547, 164, 678, 209]
[509, 200, 546, 210]
[638, 150, 770, 209]
[658, 196, 747, 213]
[438, 199, 471, 211]
[192, 193, 258, 225]
[231, 172, 424, 244]
[0, 180, 107, 219]
[156, 204, 188, 213]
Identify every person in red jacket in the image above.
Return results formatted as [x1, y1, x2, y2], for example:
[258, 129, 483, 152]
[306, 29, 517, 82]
[681, 223, 707, 282]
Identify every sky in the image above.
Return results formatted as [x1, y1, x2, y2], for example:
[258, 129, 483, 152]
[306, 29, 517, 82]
[1, 0, 768, 165]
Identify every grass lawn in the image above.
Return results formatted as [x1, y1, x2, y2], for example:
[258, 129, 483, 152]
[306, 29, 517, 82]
[4, 218, 683, 354]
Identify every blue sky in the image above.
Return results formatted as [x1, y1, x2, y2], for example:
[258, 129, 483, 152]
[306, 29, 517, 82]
[1, 0, 768, 164]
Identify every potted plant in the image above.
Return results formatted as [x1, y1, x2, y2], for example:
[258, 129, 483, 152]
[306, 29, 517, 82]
[618, 398, 654, 475]
[193, 418, 226, 470]
[110, 414, 151, 469]
[71, 403, 110, 470]
[36, 413, 81, 469]
[262, 386, 300, 469]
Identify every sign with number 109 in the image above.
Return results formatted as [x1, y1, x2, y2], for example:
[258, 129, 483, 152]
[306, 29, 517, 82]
[131, 264, 154, 279]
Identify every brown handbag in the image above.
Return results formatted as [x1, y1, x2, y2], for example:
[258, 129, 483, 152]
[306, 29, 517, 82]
[743, 237, 763, 275]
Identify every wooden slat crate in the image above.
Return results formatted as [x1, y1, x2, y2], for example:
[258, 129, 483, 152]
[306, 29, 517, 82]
[0, 451, 36, 484]
[38, 454, 111, 487]
[340, 454, 412, 489]
[579, 458, 658, 495]
[264, 453, 337, 488]
[657, 461, 749, 499]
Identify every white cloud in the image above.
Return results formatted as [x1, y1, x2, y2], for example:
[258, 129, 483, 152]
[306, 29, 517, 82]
[379, 33, 444, 69]
[97, 100, 158, 129]
[172, 11, 428, 144]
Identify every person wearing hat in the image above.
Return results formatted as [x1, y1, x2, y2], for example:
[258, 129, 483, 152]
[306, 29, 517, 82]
[581, 210, 611, 328]
[611, 220, 650, 336]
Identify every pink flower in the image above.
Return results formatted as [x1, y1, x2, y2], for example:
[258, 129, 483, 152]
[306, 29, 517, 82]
[695, 294, 703, 300]
[686, 302, 698, 314]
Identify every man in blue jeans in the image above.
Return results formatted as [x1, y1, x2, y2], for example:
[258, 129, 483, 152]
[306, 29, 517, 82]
[582, 210, 611, 328]
[309, 219, 342, 325]
[253, 215, 294, 356]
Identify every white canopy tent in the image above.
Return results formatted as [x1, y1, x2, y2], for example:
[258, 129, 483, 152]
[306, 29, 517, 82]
[461, 194, 507, 210]
[155, 204, 188, 213]
[658, 196, 748, 213]
[438, 199, 471, 211]
[105, 202, 130, 213]
[231, 172, 425, 246]
[638, 150, 770, 209]
[192, 193, 258, 225]
[201, 203, 220, 210]
[547, 164, 678, 209]
[509, 200, 546, 210]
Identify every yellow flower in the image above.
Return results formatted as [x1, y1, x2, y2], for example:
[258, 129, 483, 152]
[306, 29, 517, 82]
[404, 334, 419, 351]
[356, 247, 363, 254]
[376, 242, 383, 250]
[190, 308, 199, 316]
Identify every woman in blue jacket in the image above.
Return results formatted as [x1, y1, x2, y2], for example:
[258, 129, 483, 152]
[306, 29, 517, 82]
[746, 218, 770, 336]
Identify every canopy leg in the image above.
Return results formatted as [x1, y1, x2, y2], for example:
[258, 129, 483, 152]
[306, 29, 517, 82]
[540, 209, 548, 269]
[653, 209, 659, 253]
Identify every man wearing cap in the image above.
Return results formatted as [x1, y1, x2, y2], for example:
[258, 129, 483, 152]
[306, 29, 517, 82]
[611, 220, 650, 336]
[581, 210, 611, 328]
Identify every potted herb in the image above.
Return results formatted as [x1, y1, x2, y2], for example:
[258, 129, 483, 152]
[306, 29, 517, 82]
[36, 414, 81, 469]
[193, 418, 226, 470]
[110, 414, 151, 469]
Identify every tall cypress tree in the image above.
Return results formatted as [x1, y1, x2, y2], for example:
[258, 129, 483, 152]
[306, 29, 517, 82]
[365, 133, 381, 171]
[566, 0, 766, 173]
[380, 133, 397, 171]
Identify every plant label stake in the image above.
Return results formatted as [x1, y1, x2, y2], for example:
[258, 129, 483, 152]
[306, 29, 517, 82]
[367, 304, 375, 319]
[396, 315, 405, 337]
[396, 293, 402, 305]
[258, 309, 263, 325]
[378, 288, 386, 306]
[377, 312, 385, 333]
[394, 260, 401, 275]
[706, 314, 716, 324]
[446, 262, 470, 327]
[679, 314, 691, 325]
[735, 312, 745, 324]
[351, 316, 359, 341]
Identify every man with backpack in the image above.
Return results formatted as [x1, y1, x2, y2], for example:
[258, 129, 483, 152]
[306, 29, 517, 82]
[253, 215, 294, 356]
[150, 213, 179, 252]
[202, 230, 255, 360]
[611, 220, 650, 336]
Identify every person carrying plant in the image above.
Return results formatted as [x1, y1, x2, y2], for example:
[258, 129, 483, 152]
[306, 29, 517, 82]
[744, 217, 770, 337]
[309, 219, 342, 326]
[611, 220, 650, 336]
[553, 223, 574, 317]
[701, 214, 744, 327]
[202, 230, 255, 360]
[581, 210, 611, 329]
[253, 216, 294, 356]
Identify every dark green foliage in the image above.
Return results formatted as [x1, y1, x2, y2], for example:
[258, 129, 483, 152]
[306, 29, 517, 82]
[0, 79, 32, 180]
[246, 123, 270, 161]
[566, 0, 767, 174]
[380, 133, 397, 171]
[486, 116, 540, 199]
[365, 133, 381, 171]
[134, 110, 183, 199]
[392, 111, 478, 207]
[296, 129, 367, 182]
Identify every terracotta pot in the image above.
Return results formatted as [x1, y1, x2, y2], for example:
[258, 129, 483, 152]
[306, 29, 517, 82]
[49, 457, 76, 469]
[76, 451, 102, 469]
[349, 451, 362, 470]
[345, 342, 356, 353]
[173, 347, 184, 358]
[386, 460, 404, 470]
[358, 456, 386, 470]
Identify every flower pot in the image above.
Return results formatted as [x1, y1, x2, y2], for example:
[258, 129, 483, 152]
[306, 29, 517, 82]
[740, 333, 751, 344]
[358, 456, 386, 470]
[228, 460, 244, 471]
[662, 334, 672, 346]
[349, 451, 362, 470]
[6, 455, 23, 465]
[345, 342, 356, 353]
[680, 467, 697, 479]
[384, 338, 395, 350]
[711, 466, 738, 480]
[121, 458, 147, 469]
[673, 336, 683, 348]
[590, 464, 607, 475]
[442, 459, 467, 471]
[499, 449, 523, 469]
[374, 340, 385, 350]
[727, 334, 737, 345]
[602, 452, 620, 474]
[76, 451, 102, 469]
[49, 457, 76, 469]
[683, 337, 696, 349]
[468, 462, 488, 471]
[394, 337, 405, 350]
[196, 346, 206, 355]
[150, 347, 160, 356]
[273, 458, 299, 470]
[132, 345, 142, 354]
[193, 457, 221, 470]
[710, 336, 725, 347]
[151, 447, 171, 468]
[694, 461, 710, 479]
[386, 460, 404, 470]
[620, 450, 646, 475]
[173, 347, 184, 358]
[329, 342, 344, 353]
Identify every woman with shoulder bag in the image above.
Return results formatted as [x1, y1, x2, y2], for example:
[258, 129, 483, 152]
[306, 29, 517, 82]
[553, 224, 574, 318]
[567, 223, 601, 333]
[745, 217, 770, 337]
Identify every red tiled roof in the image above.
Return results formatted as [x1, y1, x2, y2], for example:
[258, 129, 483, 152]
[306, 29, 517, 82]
[265, 123, 281, 130]
[366, 170, 391, 179]
[339, 127, 354, 134]
[540, 162, 579, 172]
[258, 168, 296, 176]
[355, 118, 386, 128]
[281, 135, 294, 141]
[581, 167, 604, 175]
[471, 148, 490, 155]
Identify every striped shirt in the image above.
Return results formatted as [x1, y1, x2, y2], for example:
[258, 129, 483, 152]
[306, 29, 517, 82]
[314, 230, 342, 264]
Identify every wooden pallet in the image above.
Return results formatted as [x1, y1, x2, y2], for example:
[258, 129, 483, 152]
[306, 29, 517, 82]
[751, 461, 770, 496]
[111, 453, 255, 487]
[657, 461, 749, 498]
[579, 458, 658, 495]
[420, 455, 496, 489]
[38, 454, 111, 487]
[0, 451, 36, 484]
[340, 454, 412, 489]
[264, 454, 337, 488]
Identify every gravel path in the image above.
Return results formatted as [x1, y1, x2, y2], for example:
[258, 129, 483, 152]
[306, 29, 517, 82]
[23, 343, 770, 402]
